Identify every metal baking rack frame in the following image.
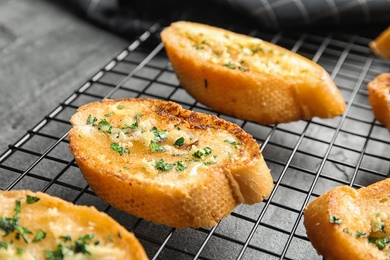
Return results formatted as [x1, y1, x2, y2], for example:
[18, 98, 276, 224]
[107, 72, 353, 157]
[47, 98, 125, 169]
[1, 22, 389, 259]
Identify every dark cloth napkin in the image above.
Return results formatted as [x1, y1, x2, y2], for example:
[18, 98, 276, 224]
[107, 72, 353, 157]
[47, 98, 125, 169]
[66, 0, 390, 37]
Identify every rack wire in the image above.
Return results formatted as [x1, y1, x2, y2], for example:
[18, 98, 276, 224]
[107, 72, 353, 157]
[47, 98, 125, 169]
[1, 22, 389, 259]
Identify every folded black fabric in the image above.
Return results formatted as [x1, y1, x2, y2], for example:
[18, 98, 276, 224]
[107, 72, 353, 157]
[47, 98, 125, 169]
[65, 0, 390, 38]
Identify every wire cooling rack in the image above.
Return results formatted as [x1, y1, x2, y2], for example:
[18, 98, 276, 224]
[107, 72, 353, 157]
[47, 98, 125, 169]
[1, 22, 390, 259]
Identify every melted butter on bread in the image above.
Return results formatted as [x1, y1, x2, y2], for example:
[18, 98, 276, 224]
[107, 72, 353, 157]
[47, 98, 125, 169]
[0, 190, 147, 260]
[77, 100, 243, 180]
[68, 98, 273, 228]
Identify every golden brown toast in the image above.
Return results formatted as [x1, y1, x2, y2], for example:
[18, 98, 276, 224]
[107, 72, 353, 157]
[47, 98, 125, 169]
[304, 179, 390, 260]
[370, 27, 390, 60]
[368, 73, 390, 130]
[0, 190, 147, 259]
[160, 21, 346, 125]
[68, 98, 273, 228]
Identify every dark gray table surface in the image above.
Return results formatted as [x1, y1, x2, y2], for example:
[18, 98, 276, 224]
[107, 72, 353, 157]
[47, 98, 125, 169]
[0, 0, 129, 151]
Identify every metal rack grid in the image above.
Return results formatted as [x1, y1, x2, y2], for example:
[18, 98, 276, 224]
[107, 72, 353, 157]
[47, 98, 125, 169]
[1, 22, 390, 259]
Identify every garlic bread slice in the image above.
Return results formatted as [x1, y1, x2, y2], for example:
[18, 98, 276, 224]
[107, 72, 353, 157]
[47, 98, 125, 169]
[161, 21, 346, 125]
[68, 98, 273, 228]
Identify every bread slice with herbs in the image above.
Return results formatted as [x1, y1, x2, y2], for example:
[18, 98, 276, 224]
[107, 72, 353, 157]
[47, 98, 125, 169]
[0, 190, 147, 259]
[160, 21, 346, 125]
[68, 98, 273, 228]
[367, 73, 390, 130]
[304, 178, 390, 260]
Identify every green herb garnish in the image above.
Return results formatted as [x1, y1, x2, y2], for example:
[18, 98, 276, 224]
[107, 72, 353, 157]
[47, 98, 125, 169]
[151, 127, 167, 142]
[110, 143, 130, 156]
[26, 195, 40, 204]
[224, 62, 236, 69]
[45, 243, 65, 260]
[224, 139, 241, 149]
[0, 200, 33, 244]
[150, 142, 166, 152]
[155, 159, 174, 171]
[60, 235, 72, 242]
[369, 237, 390, 250]
[98, 119, 112, 133]
[192, 150, 205, 159]
[329, 215, 342, 224]
[33, 230, 46, 242]
[355, 231, 367, 238]
[74, 234, 94, 255]
[86, 114, 98, 125]
[0, 241, 7, 250]
[173, 137, 185, 147]
[16, 247, 24, 255]
[117, 104, 125, 110]
[175, 161, 186, 171]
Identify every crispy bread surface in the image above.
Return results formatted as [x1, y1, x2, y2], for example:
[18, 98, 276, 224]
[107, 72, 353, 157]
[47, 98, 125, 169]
[370, 27, 390, 60]
[367, 73, 390, 130]
[304, 179, 390, 260]
[68, 98, 273, 228]
[160, 21, 346, 125]
[0, 190, 147, 260]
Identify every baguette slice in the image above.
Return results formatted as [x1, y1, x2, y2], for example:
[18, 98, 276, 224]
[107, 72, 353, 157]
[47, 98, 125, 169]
[367, 73, 390, 130]
[304, 179, 390, 260]
[160, 21, 346, 125]
[0, 190, 147, 260]
[370, 27, 390, 60]
[68, 98, 273, 228]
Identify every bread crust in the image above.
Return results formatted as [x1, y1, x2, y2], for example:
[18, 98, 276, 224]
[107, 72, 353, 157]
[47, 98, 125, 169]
[68, 98, 273, 228]
[370, 27, 390, 60]
[160, 21, 346, 125]
[367, 73, 390, 130]
[304, 179, 390, 260]
[0, 190, 147, 259]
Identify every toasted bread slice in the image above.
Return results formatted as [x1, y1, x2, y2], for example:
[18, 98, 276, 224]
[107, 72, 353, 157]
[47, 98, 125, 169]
[367, 73, 390, 130]
[68, 98, 273, 228]
[0, 190, 147, 259]
[370, 27, 390, 60]
[160, 21, 346, 125]
[304, 179, 390, 260]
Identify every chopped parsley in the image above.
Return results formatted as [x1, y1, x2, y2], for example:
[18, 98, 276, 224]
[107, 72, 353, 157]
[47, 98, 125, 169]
[328, 215, 342, 224]
[60, 235, 72, 242]
[117, 104, 125, 110]
[355, 231, 367, 238]
[150, 142, 166, 152]
[98, 119, 112, 133]
[86, 114, 98, 125]
[224, 139, 241, 149]
[192, 147, 212, 159]
[224, 62, 236, 69]
[155, 159, 174, 171]
[33, 230, 46, 242]
[26, 195, 40, 204]
[122, 114, 142, 131]
[16, 247, 24, 255]
[45, 243, 64, 260]
[15, 200, 21, 214]
[104, 112, 114, 117]
[0, 241, 7, 250]
[0, 200, 33, 244]
[173, 137, 185, 147]
[151, 127, 167, 142]
[150, 126, 168, 152]
[110, 143, 130, 156]
[74, 234, 94, 255]
[175, 161, 186, 171]
[203, 161, 216, 166]
[369, 237, 390, 250]
[122, 121, 138, 130]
